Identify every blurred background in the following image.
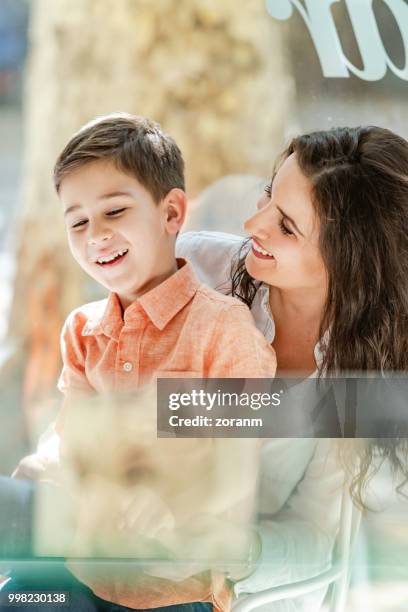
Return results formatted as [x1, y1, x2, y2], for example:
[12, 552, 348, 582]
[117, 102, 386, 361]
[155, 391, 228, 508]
[0, 1, 407, 609]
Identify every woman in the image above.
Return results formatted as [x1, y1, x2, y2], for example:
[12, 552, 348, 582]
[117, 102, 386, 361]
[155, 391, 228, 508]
[176, 125, 408, 610]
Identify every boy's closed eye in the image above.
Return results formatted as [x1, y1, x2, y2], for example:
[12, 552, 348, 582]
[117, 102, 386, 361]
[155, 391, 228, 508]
[106, 207, 127, 217]
[71, 219, 88, 229]
[71, 208, 128, 230]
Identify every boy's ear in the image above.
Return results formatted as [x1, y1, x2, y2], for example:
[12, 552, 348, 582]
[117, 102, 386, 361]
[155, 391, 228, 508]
[162, 188, 187, 234]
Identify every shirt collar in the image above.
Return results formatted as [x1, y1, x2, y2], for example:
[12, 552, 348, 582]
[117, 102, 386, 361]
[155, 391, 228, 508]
[81, 259, 199, 339]
[136, 259, 199, 330]
[82, 293, 124, 340]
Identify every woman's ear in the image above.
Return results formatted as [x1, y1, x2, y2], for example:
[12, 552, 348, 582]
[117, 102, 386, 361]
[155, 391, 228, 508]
[162, 188, 187, 235]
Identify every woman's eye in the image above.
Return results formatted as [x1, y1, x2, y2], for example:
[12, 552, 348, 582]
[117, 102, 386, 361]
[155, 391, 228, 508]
[279, 218, 293, 236]
[72, 219, 88, 229]
[106, 208, 126, 216]
[264, 183, 272, 197]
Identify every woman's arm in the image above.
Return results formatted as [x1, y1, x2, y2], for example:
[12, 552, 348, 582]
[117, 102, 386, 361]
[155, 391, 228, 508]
[234, 439, 344, 609]
[176, 230, 244, 293]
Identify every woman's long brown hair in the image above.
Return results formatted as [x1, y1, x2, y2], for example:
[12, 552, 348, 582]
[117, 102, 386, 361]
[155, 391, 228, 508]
[231, 126, 408, 506]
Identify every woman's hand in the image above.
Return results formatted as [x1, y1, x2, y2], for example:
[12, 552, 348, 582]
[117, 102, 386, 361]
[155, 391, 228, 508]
[67, 481, 176, 559]
[145, 513, 261, 581]
[11, 452, 61, 483]
[117, 485, 176, 538]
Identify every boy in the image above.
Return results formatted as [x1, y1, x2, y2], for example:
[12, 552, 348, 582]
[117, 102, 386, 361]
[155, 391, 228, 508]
[13, 113, 276, 611]
[55, 113, 276, 395]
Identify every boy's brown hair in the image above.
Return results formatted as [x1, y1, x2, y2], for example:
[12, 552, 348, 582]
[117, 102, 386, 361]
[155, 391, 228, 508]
[54, 113, 185, 202]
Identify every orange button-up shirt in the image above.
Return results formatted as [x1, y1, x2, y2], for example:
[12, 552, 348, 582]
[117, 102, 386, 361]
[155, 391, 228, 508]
[57, 259, 276, 611]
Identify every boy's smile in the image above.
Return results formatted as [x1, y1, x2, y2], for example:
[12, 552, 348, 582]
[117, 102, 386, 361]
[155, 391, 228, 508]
[94, 248, 129, 266]
[60, 159, 184, 309]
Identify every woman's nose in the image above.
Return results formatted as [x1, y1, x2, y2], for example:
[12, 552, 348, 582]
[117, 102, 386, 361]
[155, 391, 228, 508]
[244, 206, 270, 240]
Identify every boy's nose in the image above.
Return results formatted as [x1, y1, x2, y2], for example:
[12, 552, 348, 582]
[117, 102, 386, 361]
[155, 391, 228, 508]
[87, 226, 113, 245]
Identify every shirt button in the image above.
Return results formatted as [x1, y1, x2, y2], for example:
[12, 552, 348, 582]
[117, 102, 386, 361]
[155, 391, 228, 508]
[123, 361, 133, 372]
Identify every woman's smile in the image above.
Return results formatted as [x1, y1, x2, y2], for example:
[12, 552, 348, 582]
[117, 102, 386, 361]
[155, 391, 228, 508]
[251, 237, 275, 260]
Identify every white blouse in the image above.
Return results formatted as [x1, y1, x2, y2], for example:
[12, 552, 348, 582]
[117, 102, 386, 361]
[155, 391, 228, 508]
[176, 230, 344, 611]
